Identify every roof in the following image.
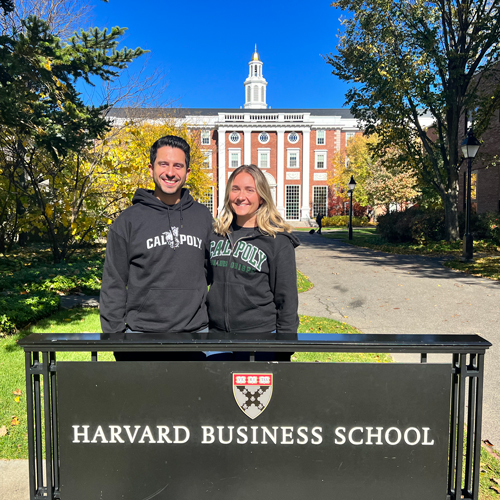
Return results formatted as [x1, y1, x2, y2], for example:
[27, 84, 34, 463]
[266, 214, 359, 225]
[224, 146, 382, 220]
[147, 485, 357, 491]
[104, 107, 356, 119]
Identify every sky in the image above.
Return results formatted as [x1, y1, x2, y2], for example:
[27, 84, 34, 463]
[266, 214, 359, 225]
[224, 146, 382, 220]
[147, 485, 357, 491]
[82, 0, 352, 110]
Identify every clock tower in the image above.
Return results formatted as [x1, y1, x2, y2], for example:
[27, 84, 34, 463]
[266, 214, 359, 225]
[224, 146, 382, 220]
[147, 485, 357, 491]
[244, 45, 268, 109]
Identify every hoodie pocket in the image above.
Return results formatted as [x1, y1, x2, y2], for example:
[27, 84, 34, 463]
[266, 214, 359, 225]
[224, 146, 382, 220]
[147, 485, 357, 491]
[207, 282, 274, 331]
[129, 288, 207, 332]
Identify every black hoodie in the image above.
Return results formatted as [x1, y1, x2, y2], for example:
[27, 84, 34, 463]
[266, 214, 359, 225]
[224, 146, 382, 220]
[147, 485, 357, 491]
[100, 188, 213, 333]
[207, 224, 300, 337]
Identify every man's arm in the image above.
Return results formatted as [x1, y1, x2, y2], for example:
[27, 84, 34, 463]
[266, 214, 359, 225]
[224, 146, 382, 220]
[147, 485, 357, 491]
[100, 229, 129, 333]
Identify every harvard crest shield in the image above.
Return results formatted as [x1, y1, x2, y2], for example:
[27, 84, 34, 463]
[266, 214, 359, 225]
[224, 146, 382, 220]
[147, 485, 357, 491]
[233, 373, 273, 419]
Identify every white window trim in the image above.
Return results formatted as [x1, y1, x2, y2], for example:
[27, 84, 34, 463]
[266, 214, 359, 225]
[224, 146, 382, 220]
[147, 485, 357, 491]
[287, 148, 300, 169]
[288, 132, 299, 144]
[228, 148, 241, 169]
[313, 185, 328, 217]
[200, 187, 215, 216]
[345, 131, 356, 144]
[201, 130, 211, 145]
[258, 148, 271, 169]
[202, 150, 212, 169]
[285, 185, 301, 221]
[314, 150, 328, 170]
[316, 129, 326, 146]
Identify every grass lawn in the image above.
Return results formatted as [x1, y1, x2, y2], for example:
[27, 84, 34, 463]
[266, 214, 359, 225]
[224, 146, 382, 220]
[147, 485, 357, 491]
[0, 306, 391, 460]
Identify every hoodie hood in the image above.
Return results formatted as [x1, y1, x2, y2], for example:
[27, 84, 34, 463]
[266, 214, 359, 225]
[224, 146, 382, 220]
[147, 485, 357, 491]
[132, 188, 194, 212]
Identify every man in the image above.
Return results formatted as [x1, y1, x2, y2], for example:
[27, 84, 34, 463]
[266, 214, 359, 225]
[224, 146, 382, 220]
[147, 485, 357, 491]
[316, 212, 324, 235]
[100, 135, 213, 344]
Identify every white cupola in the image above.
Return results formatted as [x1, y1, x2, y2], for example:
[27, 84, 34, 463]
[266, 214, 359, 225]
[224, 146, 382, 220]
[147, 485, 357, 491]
[244, 45, 268, 109]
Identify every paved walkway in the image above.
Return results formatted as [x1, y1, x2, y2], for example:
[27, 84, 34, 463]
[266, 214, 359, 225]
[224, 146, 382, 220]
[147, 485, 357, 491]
[295, 230, 500, 447]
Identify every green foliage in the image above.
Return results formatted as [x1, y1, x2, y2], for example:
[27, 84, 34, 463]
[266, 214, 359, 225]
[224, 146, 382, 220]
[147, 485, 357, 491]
[377, 208, 446, 243]
[323, 215, 371, 227]
[0, 244, 104, 334]
[0, 292, 59, 334]
[377, 209, 500, 245]
[0, 10, 146, 262]
[326, 0, 500, 240]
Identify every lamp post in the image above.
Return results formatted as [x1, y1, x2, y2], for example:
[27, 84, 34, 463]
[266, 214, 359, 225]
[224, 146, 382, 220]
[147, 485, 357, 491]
[348, 175, 356, 240]
[461, 129, 480, 261]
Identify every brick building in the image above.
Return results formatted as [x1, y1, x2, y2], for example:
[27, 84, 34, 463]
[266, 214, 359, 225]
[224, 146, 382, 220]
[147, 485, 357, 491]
[459, 66, 500, 214]
[109, 48, 363, 222]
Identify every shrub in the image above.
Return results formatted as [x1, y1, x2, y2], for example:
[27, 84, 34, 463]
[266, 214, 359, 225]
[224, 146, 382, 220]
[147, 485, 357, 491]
[0, 292, 60, 335]
[0, 260, 103, 295]
[378, 209, 500, 244]
[377, 208, 446, 243]
[322, 216, 371, 227]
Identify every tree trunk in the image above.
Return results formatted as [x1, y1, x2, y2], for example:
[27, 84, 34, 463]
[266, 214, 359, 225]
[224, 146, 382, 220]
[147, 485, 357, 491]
[443, 180, 460, 240]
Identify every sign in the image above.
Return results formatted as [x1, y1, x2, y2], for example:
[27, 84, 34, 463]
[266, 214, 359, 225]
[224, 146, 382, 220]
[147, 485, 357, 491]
[57, 362, 451, 500]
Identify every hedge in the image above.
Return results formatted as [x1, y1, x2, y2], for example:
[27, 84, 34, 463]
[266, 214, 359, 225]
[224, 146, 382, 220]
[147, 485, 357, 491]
[322, 215, 371, 227]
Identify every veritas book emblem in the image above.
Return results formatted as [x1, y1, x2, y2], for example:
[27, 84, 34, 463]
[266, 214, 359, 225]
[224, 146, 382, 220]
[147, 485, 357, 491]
[233, 373, 273, 419]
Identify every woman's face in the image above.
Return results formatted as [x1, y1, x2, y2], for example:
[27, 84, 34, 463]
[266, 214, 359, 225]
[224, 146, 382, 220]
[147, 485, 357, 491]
[229, 172, 263, 227]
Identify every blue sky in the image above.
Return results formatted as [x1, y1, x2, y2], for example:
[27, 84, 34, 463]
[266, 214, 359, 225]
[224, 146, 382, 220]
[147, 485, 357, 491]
[83, 0, 351, 109]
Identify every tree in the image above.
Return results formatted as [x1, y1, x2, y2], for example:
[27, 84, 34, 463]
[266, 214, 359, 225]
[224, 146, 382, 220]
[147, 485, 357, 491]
[103, 119, 214, 212]
[329, 134, 376, 207]
[326, 0, 500, 239]
[329, 134, 420, 211]
[0, 9, 146, 261]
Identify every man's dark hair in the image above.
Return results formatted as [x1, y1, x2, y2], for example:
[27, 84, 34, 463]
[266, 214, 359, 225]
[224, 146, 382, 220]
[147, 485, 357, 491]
[150, 135, 190, 169]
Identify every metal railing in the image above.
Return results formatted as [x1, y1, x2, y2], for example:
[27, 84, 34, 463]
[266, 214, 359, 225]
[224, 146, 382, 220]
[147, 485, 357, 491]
[19, 332, 491, 500]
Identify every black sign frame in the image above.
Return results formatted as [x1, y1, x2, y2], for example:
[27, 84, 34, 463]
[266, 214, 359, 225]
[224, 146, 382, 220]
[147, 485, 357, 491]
[20, 333, 491, 500]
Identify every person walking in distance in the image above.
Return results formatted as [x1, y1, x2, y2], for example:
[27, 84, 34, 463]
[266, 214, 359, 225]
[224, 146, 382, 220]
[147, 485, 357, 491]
[316, 212, 324, 235]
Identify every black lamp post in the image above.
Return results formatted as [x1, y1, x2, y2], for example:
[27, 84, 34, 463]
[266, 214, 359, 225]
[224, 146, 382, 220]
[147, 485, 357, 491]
[461, 129, 480, 261]
[348, 175, 356, 240]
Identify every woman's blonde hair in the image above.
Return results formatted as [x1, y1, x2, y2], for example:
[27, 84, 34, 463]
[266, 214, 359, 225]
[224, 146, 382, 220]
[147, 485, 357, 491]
[214, 164, 292, 237]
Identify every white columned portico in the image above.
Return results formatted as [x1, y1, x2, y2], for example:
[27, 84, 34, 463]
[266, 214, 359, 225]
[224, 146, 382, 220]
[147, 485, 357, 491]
[244, 128, 252, 164]
[301, 129, 311, 220]
[218, 128, 227, 214]
[276, 129, 285, 217]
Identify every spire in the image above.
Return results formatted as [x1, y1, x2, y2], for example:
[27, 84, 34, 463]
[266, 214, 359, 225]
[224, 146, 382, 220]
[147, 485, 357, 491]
[244, 46, 268, 109]
[252, 44, 260, 61]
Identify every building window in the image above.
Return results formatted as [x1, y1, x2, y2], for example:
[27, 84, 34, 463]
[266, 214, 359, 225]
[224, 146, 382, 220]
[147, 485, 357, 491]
[201, 131, 210, 145]
[200, 188, 214, 216]
[288, 132, 299, 144]
[261, 87, 265, 102]
[258, 150, 270, 169]
[285, 185, 301, 220]
[228, 149, 241, 168]
[229, 132, 240, 144]
[316, 130, 325, 145]
[346, 132, 356, 143]
[259, 132, 270, 144]
[202, 150, 212, 169]
[246, 86, 250, 103]
[287, 149, 300, 168]
[313, 186, 328, 217]
[253, 86, 258, 101]
[315, 151, 327, 169]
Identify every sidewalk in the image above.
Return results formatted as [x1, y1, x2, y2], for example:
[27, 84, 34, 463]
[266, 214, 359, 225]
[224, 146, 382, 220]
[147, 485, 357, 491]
[295, 230, 500, 447]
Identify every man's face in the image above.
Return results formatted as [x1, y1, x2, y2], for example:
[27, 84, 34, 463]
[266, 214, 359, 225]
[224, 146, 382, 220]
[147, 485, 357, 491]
[149, 146, 190, 204]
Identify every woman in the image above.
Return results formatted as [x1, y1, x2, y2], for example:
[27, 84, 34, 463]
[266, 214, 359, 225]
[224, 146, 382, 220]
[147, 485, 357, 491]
[207, 165, 300, 351]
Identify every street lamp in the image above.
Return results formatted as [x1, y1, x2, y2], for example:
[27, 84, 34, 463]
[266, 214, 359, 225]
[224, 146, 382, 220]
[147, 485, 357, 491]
[348, 175, 356, 240]
[461, 129, 480, 261]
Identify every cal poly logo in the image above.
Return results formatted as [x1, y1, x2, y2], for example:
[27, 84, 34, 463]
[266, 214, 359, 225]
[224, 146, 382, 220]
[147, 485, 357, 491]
[233, 373, 273, 419]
